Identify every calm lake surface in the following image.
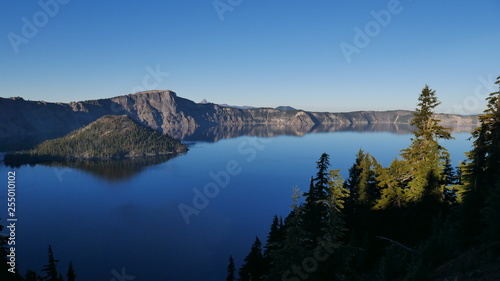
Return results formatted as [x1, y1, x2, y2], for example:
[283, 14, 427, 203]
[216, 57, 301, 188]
[0, 127, 474, 281]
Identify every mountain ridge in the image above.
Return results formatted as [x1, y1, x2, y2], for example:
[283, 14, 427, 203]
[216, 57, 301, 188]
[0, 90, 479, 143]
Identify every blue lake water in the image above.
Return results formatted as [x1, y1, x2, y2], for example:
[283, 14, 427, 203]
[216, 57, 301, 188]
[0, 128, 474, 281]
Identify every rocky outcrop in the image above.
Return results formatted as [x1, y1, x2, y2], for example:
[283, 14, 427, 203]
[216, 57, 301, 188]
[0, 90, 480, 144]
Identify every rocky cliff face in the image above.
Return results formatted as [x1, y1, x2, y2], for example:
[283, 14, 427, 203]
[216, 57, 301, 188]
[0, 90, 480, 144]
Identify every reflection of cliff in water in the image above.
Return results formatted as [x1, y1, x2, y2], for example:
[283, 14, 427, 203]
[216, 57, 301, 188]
[0, 123, 476, 151]
[165, 123, 476, 142]
[4, 154, 182, 182]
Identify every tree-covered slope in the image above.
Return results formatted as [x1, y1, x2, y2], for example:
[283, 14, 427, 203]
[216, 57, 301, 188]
[5, 115, 187, 161]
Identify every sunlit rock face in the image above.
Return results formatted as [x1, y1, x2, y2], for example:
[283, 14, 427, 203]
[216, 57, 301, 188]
[0, 90, 479, 148]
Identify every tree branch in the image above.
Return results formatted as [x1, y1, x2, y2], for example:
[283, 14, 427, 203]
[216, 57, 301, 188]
[376, 236, 421, 255]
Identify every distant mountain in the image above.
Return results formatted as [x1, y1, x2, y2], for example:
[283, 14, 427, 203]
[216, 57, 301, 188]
[218, 103, 257, 110]
[0, 90, 480, 149]
[4, 115, 188, 162]
[199, 99, 209, 104]
[275, 106, 297, 111]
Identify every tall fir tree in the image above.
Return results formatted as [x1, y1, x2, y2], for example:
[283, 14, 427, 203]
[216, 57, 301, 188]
[226, 256, 236, 281]
[303, 153, 331, 244]
[41, 245, 59, 281]
[374, 159, 407, 209]
[459, 75, 500, 247]
[263, 215, 283, 276]
[440, 157, 460, 205]
[344, 150, 363, 209]
[67, 261, 76, 281]
[400, 85, 453, 204]
[344, 150, 381, 210]
[238, 237, 265, 281]
[320, 169, 349, 243]
[270, 188, 310, 280]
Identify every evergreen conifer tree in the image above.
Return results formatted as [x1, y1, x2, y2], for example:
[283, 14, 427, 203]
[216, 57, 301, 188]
[41, 245, 59, 281]
[344, 150, 381, 209]
[239, 237, 265, 281]
[263, 215, 284, 276]
[270, 188, 310, 279]
[226, 256, 236, 281]
[460, 76, 500, 247]
[400, 85, 453, 204]
[67, 261, 76, 281]
[374, 159, 407, 209]
[303, 153, 332, 243]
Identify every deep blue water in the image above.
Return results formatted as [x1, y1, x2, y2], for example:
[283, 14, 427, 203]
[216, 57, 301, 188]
[0, 129, 473, 281]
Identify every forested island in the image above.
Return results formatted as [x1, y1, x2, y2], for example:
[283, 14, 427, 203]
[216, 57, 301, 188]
[3, 115, 187, 164]
[229, 80, 500, 280]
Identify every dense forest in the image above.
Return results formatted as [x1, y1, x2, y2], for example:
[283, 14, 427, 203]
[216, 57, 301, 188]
[4, 115, 188, 163]
[229, 78, 500, 280]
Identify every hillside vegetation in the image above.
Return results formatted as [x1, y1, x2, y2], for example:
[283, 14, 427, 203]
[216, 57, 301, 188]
[4, 115, 187, 162]
[229, 81, 500, 281]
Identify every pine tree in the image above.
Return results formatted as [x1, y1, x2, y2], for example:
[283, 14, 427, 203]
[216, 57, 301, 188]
[41, 245, 59, 281]
[67, 261, 76, 281]
[303, 153, 331, 242]
[345, 150, 381, 209]
[270, 188, 310, 279]
[239, 237, 265, 281]
[226, 256, 236, 281]
[318, 169, 349, 242]
[458, 76, 500, 247]
[374, 159, 407, 209]
[441, 157, 460, 205]
[399, 85, 453, 204]
[344, 150, 363, 209]
[263, 215, 284, 276]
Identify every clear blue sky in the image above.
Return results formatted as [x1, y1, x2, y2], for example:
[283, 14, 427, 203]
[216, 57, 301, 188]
[1, 0, 499, 113]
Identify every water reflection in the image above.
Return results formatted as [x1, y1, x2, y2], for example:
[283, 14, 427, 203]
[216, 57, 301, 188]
[4, 154, 183, 182]
[166, 123, 476, 142]
[0, 123, 476, 151]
